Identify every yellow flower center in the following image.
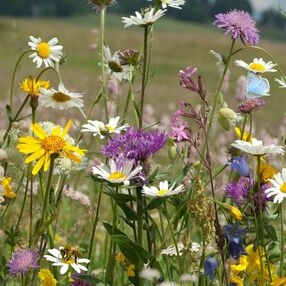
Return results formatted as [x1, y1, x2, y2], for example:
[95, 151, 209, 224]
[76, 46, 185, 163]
[280, 183, 286, 193]
[249, 63, 266, 72]
[61, 257, 75, 265]
[37, 42, 51, 59]
[108, 172, 126, 181]
[105, 125, 114, 132]
[41, 135, 66, 152]
[157, 189, 169, 197]
[52, 92, 71, 102]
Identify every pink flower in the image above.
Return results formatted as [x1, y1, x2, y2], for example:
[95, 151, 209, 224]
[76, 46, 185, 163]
[170, 122, 190, 142]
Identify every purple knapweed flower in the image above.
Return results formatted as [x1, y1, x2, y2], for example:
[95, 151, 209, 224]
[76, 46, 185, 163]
[170, 121, 190, 142]
[237, 98, 266, 114]
[8, 249, 38, 275]
[225, 177, 253, 206]
[102, 127, 167, 162]
[223, 224, 247, 259]
[213, 10, 260, 46]
[228, 156, 250, 177]
[179, 66, 199, 92]
[204, 257, 218, 280]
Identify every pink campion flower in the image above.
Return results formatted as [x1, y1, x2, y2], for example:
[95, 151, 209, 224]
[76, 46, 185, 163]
[179, 66, 199, 92]
[170, 121, 190, 142]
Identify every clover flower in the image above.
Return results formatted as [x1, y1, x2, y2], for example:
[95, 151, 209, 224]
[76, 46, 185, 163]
[237, 98, 266, 114]
[8, 249, 39, 275]
[28, 36, 63, 68]
[213, 10, 260, 46]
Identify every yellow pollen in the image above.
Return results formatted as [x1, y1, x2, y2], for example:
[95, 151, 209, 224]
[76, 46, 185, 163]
[108, 172, 126, 181]
[280, 183, 286, 193]
[105, 125, 114, 132]
[52, 92, 71, 102]
[157, 189, 169, 197]
[41, 135, 66, 152]
[249, 63, 266, 72]
[37, 42, 50, 59]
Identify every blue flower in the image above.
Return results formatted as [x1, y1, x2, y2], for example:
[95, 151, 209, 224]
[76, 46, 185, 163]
[228, 156, 250, 177]
[223, 224, 247, 259]
[204, 256, 218, 280]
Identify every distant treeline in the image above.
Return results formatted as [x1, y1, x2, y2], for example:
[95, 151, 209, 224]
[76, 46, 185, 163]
[0, 0, 285, 30]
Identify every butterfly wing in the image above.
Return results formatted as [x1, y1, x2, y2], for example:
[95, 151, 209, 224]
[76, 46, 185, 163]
[246, 72, 270, 98]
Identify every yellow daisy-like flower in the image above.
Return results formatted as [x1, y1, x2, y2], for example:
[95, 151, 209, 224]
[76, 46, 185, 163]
[38, 268, 57, 286]
[260, 161, 278, 184]
[235, 127, 252, 142]
[17, 120, 86, 176]
[20, 78, 50, 97]
[0, 177, 16, 198]
[271, 277, 286, 286]
[127, 264, 135, 277]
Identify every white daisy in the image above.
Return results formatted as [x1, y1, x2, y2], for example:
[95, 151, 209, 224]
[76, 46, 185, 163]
[265, 168, 286, 204]
[231, 138, 284, 156]
[275, 77, 286, 88]
[235, 58, 277, 73]
[39, 83, 84, 110]
[142, 180, 185, 197]
[122, 8, 166, 28]
[147, 0, 185, 9]
[81, 116, 128, 139]
[102, 46, 133, 82]
[44, 248, 90, 275]
[28, 36, 63, 68]
[92, 159, 142, 186]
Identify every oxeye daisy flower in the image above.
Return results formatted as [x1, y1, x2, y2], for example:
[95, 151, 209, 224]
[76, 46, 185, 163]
[39, 83, 84, 110]
[38, 269, 57, 286]
[213, 10, 260, 46]
[20, 78, 50, 97]
[8, 249, 39, 275]
[81, 116, 129, 139]
[44, 248, 89, 275]
[28, 36, 63, 68]
[231, 138, 284, 156]
[142, 180, 185, 197]
[122, 8, 166, 28]
[147, 0, 185, 9]
[17, 120, 86, 176]
[265, 168, 286, 204]
[235, 58, 277, 73]
[92, 159, 142, 186]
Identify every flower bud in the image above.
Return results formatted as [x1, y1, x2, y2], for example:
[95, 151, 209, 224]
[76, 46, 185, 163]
[0, 149, 8, 161]
[228, 206, 242, 221]
[218, 107, 240, 131]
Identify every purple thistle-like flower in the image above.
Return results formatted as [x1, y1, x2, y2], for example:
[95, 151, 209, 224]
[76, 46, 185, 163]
[237, 98, 266, 114]
[8, 249, 38, 275]
[102, 128, 167, 162]
[228, 156, 250, 177]
[225, 177, 253, 206]
[213, 10, 260, 46]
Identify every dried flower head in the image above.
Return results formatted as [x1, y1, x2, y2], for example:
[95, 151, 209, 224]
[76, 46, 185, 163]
[116, 49, 140, 66]
[214, 10, 260, 46]
[89, 0, 116, 10]
[237, 98, 266, 114]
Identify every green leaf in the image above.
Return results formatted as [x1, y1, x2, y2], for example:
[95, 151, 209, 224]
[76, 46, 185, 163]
[6, 105, 13, 123]
[118, 203, 138, 220]
[76, 275, 103, 286]
[148, 166, 160, 182]
[144, 197, 163, 211]
[132, 100, 140, 122]
[105, 252, 116, 285]
[104, 191, 137, 203]
[264, 224, 277, 241]
[111, 234, 149, 265]
[103, 222, 126, 236]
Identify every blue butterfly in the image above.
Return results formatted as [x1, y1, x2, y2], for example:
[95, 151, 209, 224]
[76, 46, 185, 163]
[246, 71, 270, 98]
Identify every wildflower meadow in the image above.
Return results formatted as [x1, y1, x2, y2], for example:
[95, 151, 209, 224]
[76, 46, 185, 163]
[1, 0, 286, 285]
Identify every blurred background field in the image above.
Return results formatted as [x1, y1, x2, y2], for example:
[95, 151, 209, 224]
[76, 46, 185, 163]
[0, 0, 286, 133]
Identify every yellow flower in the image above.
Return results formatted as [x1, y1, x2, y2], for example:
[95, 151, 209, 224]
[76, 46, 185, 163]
[127, 264, 135, 277]
[17, 120, 86, 175]
[228, 206, 242, 221]
[115, 252, 126, 263]
[0, 177, 16, 198]
[38, 269, 57, 286]
[260, 161, 278, 184]
[230, 255, 248, 274]
[229, 274, 244, 286]
[271, 276, 286, 286]
[20, 78, 50, 97]
[235, 127, 252, 142]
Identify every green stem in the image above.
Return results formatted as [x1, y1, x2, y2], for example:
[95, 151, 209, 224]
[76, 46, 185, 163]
[207, 39, 236, 136]
[240, 115, 248, 140]
[163, 200, 184, 274]
[280, 204, 284, 277]
[139, 26, 149, 129]
[10, 50, 32, 113]
[136, 188, 143, 246]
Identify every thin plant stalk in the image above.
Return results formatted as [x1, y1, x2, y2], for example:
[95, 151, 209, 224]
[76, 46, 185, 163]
[280, 204, 284, 277]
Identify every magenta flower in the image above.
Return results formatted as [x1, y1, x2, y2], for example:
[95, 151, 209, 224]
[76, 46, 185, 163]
[213, 10, 260, 46]
[179, 66, 199, 92]
[237, 98, 265, 114]
[8, 249, 38, 275]
[170, 121, 190, 142]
